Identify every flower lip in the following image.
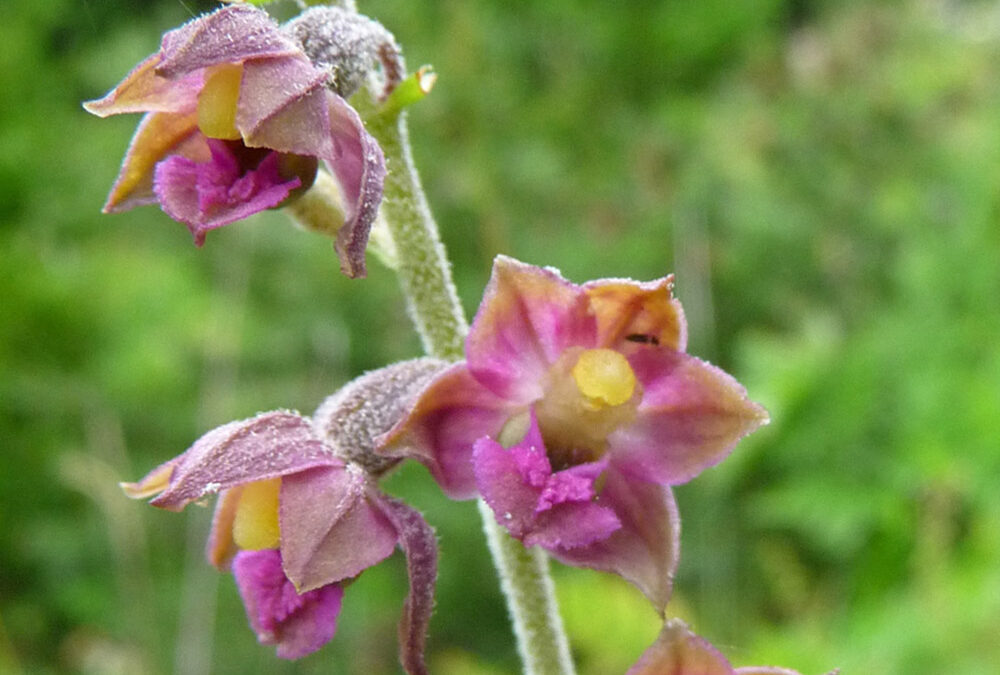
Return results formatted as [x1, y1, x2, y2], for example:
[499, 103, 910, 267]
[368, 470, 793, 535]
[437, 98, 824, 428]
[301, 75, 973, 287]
[473, 410, 621, 550]
[233, 548, 344, 660]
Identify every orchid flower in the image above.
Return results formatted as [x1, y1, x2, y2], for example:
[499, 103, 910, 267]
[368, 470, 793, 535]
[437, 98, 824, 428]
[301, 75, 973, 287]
[380, 256, 768, 611]
[627, 619, 837, 675]
[122, 359, 444, 670]
[84, 4, 386, 277]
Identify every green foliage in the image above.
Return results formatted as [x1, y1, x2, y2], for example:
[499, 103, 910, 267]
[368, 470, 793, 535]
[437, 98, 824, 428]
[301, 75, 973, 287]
[3, 0, 1000, 673]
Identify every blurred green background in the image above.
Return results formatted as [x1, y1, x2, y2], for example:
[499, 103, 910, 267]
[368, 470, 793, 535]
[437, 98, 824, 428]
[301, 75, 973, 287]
[3, 0, 1000, 672]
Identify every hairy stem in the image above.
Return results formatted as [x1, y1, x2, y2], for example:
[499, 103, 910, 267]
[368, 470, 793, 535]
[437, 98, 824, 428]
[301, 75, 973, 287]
[364, 107, 466, 360]
[479, 501, 576, 674]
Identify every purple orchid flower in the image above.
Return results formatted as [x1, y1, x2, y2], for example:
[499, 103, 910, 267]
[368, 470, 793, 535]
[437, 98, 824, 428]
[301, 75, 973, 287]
[627, 619, 836, 675]
[379, 256, 768, 612]
[123, 359, 444, 669]
[84, 4, 385, 277]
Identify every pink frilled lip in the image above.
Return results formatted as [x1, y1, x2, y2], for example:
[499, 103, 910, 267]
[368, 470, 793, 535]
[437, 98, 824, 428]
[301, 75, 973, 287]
[627, 619, 836, 675]
[473, 411, 621, 550]
[83, 4, 385, 278]
[233, 548, 344, 660]
[474, 411, 681, 611]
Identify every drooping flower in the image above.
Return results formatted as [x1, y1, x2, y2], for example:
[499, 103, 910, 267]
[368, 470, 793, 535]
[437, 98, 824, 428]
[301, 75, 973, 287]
[123, 359, 445, 670]
[84, 4, 387, 277]
[380, 256, 768, 611]
[627, 619, 836, 675]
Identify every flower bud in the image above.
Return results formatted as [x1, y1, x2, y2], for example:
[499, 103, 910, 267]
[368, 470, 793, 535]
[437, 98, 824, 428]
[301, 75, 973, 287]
[285, 7, 400, 99]
[313, 358, 448, 475]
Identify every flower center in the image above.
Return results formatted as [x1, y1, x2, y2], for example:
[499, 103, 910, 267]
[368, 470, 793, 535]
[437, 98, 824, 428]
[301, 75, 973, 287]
[232, 477, 281, 550]
[533, 348, 640, 470]
[571, 348, 637, 408]
[197, 63, 244, 141]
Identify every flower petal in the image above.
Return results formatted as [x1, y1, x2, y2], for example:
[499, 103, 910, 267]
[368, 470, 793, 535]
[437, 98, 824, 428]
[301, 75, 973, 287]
[206, 486, 243, 569]
[626, 619, 733, 675]
[236, 58, 331, 157]
[279, 464, 397, 592]
[156, 5, 303, 79]
[102, 111, 207, 213]
[550, 468, 680, 612]
[148, 411, 339, 511]
[466, 256, 596, 401]
[527, 495, 622, 550]
[83, 53, 202, 117]
[232, 549, 344, 660]
[373, 496, 438, 675]
[327, 94, 385, 279]
[584, 275, 687, 353]
[611, 349, 769, 486]
[120, 456, 177, 499]
[153, 142, 301, 244]
[378, 363, 515, 499]
[473, 435, 548, 541]
[474, 413, 620, 549]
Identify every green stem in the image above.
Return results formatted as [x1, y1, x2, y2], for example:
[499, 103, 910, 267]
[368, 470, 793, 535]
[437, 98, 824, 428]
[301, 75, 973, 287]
[478, 502, 576, 675]
[362, 105, 576, 675]
[365, 107, 466, 360]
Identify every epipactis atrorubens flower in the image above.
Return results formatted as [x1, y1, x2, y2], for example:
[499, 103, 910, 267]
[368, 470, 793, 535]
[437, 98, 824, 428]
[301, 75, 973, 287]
[379, 256, 769, 612]
[123, 359, 445, 670]
[84, 4, 386, 277]
[627, 619, 837, 675]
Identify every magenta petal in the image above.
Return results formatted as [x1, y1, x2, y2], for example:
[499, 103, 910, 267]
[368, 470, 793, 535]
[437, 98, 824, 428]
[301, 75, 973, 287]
[378, 363, 516, 499]
[279, 465, 398, 592]
[373, 496, 437, 675]
[153, 141, 301, 245]
[528, 459, 621, 549]
[474, 436, 548, 540]
[610, 349, 769, 486]
[326, 94, 385, 279]
[156, 5, 303, 78]
[233, 549, 344, 660]
[527, 498, 622, 550]
[149, 411, 339, 511]
[237, 58, 331, 156]
[550, 468, 680, 612]
[536, 461, 605, 512]
[465, 256, 597, 401]
[474, 412, 620, 549]
[626, 619, 733, 675]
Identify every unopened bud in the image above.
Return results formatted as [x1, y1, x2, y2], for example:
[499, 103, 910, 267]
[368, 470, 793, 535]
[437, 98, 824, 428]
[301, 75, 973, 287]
[285, 7, 400, 99]
[312, 358, 447, 475]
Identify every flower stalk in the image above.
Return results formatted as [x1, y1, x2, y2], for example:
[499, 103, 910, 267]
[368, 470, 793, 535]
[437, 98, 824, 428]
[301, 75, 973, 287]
[359, 97, 577, 675]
